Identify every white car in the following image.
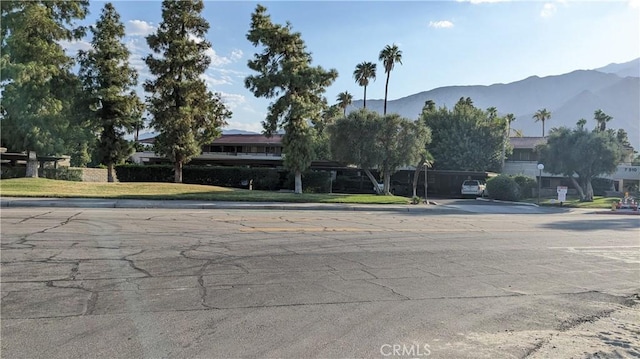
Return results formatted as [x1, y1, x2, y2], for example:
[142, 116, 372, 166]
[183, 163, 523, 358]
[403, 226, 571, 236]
[461, 180, 486, 197]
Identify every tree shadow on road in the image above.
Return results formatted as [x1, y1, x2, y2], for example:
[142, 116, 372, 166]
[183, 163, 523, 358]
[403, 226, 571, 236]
[541, 217, 640, 231]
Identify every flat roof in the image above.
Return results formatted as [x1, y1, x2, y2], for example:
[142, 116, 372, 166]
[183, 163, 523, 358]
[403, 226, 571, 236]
[509, 137, 546, 149]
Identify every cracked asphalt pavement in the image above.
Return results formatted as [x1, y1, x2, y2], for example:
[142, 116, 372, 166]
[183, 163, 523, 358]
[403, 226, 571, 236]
[1, 206, 639, 358]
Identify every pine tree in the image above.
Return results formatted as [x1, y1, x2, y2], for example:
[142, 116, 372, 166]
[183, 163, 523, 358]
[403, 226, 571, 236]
[79, 3, 143, 182]
[245, 5, 338, 194]
[144, 0, 231, 183]
[1, 1, 89, 175]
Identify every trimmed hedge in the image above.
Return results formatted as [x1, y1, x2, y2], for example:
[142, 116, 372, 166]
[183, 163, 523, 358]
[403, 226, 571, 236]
[487, 174, 520, 201]
[115, 164, 174, 182]
[591, 178, 614, 196]
[283, 171, 331, 193]
[1, 166, 26, 179]
[114, 164, 281, 190]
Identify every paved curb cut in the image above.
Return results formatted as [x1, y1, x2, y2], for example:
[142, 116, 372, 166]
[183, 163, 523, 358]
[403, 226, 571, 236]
[475, 197, 540, 207]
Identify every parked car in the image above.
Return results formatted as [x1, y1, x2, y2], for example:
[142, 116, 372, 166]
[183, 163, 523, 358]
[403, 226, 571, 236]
[461, 180, 486, 197]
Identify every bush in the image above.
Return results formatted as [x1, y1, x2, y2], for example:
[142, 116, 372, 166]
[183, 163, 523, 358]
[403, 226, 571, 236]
[1, 166, 26, 179]
[513, 175, 537, 199]
[115, 164, 174, 182]
[115, 164, 281, 190]
[487, 174, 520, 201]
[283, 171, 331, 193]
[182, 166, 280, 190]
[591, 178, 614, 196]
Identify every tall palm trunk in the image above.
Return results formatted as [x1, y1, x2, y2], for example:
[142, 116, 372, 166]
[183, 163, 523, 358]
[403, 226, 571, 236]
[363, 85, 367, 109]
[383, 73, 390, 115]
[542, 120, 545, 137]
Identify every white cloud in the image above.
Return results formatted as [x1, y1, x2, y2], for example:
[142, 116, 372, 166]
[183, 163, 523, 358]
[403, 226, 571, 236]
[429, 20, 454, 29]
[629, 0, 640, 8]
[202, 72, 232, 87]
[540, 3, 557, 18]
[218, 92, 246, 110]
[59, 40, 92, 54]
[126, 20, 155, 37]
[230, 49, 243, 61]
[205, 48, 244, 67]
[206, 48, 232, 67]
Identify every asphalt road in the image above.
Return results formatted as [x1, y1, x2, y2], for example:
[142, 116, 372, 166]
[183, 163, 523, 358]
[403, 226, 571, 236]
[1, 205, 639, 359]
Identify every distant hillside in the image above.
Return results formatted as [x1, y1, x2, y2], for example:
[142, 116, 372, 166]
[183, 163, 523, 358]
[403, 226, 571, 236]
[594, 58, 640, 78]
[347, 58, 639, 149]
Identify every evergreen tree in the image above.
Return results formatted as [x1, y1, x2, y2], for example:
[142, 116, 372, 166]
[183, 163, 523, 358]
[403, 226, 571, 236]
[245, 4, 338, 194]
[1, 1, 89, 174]
[144, 0, 231, 183]
[79, 3, 143, 182]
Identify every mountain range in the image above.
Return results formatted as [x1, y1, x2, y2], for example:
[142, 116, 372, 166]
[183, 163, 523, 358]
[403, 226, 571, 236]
[346, 58, 640, 150]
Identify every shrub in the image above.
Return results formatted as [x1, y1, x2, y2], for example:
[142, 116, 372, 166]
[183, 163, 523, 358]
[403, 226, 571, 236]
[1, 166, 26, 179]
[591, 178, 614, 196]
[115, 164, 174, 182]
[512, 175, 537, 199]
[487, 174, 520, 201]
[115, 164, 281, 190]
[283, 171, 331, 193]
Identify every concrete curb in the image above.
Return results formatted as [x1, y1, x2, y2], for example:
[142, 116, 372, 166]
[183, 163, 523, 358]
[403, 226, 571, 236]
[475, 197, 540, 207]
[0, 197, 456, 213]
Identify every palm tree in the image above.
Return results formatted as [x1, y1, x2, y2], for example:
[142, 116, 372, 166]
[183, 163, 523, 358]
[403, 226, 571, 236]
[533, 108, 551, 137]
[336, 91, 353, 116]
[577, 118, 587, 129]
[353, 62, 376, 109]
[378, 44, 402, 115]
[502, 113, 516, 169]
[593, 109, 612, 132]
[487, 107, 498, 121]
[422, 100, 436, 113]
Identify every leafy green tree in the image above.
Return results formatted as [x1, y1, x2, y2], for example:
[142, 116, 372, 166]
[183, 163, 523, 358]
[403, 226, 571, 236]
[245, 4, 337, 194]
[79, 3, 143, 182]
[533, 108, 551, 137]
[594, 109, 612, 132]
[1, 1, 90, 175]
[144, 0, 231, 183]
[378, 44, 402, 115]
[423, 99, 507, 172]
[329, 109, 428, 195]
[336, 91, 353, 116]
[353, 61, 376, 109]
[536, 126, 623, 201]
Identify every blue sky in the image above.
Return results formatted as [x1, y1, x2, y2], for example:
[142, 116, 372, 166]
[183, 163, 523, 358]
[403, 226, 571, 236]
[66, 0, 640, 134]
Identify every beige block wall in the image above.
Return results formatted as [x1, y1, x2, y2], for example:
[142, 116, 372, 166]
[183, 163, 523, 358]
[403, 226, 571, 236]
[72, 168, 118, 182]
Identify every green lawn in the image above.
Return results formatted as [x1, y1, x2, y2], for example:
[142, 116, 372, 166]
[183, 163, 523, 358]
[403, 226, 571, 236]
[525, 195, 624, 209]
[0, 178, 410, 204]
